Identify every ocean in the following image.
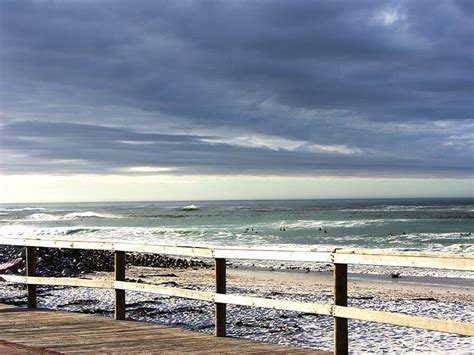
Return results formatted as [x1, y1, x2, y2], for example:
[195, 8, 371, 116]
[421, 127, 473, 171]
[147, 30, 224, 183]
[0, 198, 472, 253]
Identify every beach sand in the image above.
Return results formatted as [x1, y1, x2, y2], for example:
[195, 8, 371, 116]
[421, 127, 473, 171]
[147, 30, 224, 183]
[116, 265, 474, 303]
[1, 265, 473, 353]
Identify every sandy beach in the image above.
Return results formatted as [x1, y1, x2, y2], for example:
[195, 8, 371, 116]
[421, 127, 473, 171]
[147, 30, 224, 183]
[1, 263, 472, 353]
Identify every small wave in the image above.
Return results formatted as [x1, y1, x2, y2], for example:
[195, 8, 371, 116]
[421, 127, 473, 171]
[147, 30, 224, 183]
[65, 228, 100, 235]
[396, 232, 474, 242]
[0, 207, 47, 212]
[447, 207, 474, 212]
[181, 205, 199, 211]
[15, 211, 123, 221]
[340, 208, 424, 212]
[261, 219, 406, 229]
[440, 243, 474, 253]
[139, 214, 188, 219]
[62, 211, 122, 219]
[380, 205, 426, 211]
[26, 213, 59, 221]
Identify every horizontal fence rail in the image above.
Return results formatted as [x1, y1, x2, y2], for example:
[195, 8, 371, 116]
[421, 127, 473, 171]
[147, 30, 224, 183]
[0, 237, 473, 354]
[0, 237, 472, 270]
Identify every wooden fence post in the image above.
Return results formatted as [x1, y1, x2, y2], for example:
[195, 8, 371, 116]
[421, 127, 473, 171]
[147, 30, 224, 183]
[114, 251, 126, 320]
[26, 246, 37, 308]
[215, 258, 226, 337]
[334, 263, 348, 355]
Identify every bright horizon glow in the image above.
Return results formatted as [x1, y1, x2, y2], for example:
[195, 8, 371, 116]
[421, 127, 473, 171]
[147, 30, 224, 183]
[1, 174, 472, 203]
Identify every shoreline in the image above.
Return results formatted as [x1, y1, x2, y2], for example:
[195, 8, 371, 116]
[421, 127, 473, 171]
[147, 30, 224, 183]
[231, 258, 474, 279]
[231, 264, 474, 289]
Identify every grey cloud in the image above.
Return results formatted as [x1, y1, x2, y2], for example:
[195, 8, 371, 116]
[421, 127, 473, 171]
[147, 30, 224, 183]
[0, 0, 472, 176]
[0, 121, 471, 177]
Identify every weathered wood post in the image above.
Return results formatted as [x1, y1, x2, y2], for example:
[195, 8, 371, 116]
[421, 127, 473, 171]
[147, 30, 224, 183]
[334, 263, 348, 355]
[214, 258, 226, 337]
[26, 246, 37, 308]
[114, 251, 126, 320]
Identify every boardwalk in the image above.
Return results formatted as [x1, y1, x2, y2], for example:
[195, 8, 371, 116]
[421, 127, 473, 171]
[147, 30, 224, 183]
[0, 304, 325, 354]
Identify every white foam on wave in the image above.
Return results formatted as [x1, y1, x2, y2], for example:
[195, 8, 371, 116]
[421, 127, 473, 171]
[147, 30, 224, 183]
[0, 225, 108, 238]
[341, 205, 474, 213]
[381, 205, 426, 211]
[62, 211, 122, 219]
[259, 219, 409, 229]
[181, 205, 199, 211]
[402, 232, 473, 240]
[26, 213, 59, 221]
[0, 207, 47, 212]
[1, 211, 124, 222]
[440, 243, 474, 253]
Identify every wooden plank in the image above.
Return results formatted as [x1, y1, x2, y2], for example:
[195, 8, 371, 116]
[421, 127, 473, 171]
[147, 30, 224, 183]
[333, 251, 473, 271]
[0, 319, 161, 335]
[116, 243, 214, 258]
[0, 237, 213, 258]
[333, 264, 348, 355]
[113, 281, 214, 302]
[26, 246, 36, 308]
[213, 248, 332, 263]
[0, 339, 61, 355]
[0, 238, 114, 251]
[334, 248, 472, 259]
[214, 294, 332, 316]
[114, 251, 126, 320]
[40, 331, 218, 348]
[215, 258, 226, 337]
[0, 275, 113, 288]
[332, 305, 474, 336]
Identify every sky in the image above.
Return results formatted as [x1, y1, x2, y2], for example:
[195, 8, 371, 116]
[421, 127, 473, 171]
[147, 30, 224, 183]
[0, 0, 473, 202]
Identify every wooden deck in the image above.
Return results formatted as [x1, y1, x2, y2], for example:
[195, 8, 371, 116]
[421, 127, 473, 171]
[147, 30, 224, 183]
[0, 304, 325, 354]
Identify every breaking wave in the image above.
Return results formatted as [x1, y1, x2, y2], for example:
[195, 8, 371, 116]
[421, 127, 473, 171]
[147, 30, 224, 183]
[0, 207, 47, 212]
[15, 211, 125, 222]
[259, 219, 409, 229]
[62, 211, 123, 219]
[26, 213, 59, 221]
[181, 205, 199, 211]
[64, 228, 101, 235]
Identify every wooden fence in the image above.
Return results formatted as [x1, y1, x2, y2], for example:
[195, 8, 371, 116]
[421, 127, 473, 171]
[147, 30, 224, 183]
[0, 237, 473, 354]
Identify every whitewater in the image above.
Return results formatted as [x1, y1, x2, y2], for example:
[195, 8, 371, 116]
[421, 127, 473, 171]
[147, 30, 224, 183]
[1, 198, 472, 277]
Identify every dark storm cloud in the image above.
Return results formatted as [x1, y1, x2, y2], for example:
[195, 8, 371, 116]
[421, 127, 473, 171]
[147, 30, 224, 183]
[0, 0, 472, 176]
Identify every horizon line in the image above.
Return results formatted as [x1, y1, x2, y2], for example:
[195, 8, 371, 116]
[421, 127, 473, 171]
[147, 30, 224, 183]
[1, 196, 473, 205]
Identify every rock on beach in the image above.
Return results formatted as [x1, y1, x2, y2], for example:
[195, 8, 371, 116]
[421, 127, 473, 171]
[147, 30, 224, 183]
[0, 246, 210, 277]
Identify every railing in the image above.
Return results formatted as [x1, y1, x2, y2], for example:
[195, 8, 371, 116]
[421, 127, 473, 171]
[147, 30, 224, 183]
[0, 237, 473, 355]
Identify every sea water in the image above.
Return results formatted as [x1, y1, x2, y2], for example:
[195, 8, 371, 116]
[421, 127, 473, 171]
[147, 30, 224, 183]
[0, 198, 472, 253]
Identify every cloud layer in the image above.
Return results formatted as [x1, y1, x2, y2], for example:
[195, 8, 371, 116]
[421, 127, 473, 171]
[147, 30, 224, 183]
[1, 0, 473, 177]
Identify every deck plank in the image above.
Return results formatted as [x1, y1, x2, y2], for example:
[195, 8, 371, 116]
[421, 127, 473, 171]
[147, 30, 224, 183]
[0, 305, 327, 354]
